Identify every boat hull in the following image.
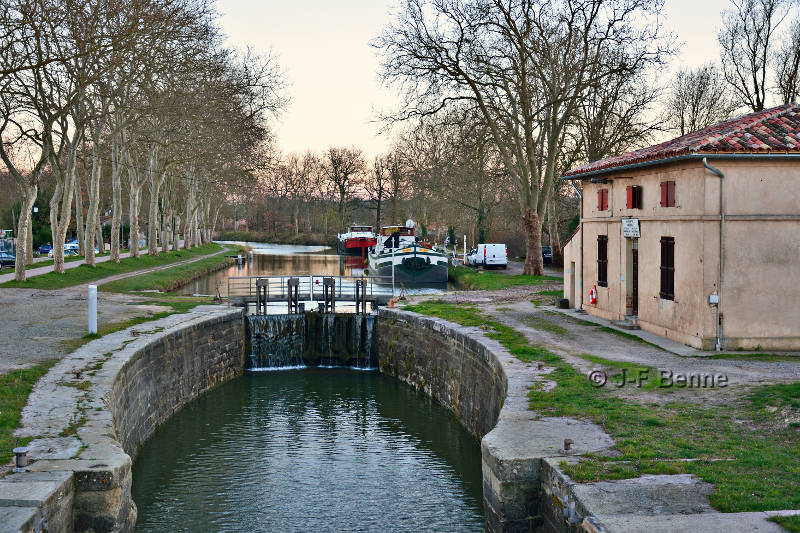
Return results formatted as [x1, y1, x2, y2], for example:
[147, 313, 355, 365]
[337, 237, 377, 255]
[368, 250, 448, 286]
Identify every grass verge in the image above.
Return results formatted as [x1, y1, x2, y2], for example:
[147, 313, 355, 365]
[0, 243, 222, 290]
[0, 361, 57, 465]
[100, 253, 235, 293]
[448, 265, 560, 291]
[404, 299, 800, 513]
[771, 515, 800, 532]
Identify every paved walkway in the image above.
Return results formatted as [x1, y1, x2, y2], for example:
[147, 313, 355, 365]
[0, 250, 148, 284]
[0, 245, 227, 374]
[487, 301, 800, 401]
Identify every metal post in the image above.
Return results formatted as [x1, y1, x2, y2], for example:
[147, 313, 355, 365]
[323, 277, 336, 313]
[256, 278, 268, 315]
[287, 277, 300, 314]
[88, 285, 97, 334]
[391, 246, 396, 298]
[463, 234, 467, 264]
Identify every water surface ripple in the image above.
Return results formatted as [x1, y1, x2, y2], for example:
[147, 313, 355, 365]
[132, 369, 483, 532]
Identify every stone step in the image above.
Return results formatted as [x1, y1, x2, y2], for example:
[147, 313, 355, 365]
[611, 319, 640, 330]
[585, 511, 788, 532]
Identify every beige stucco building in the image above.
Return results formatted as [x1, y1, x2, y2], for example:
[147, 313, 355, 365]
[562, 103, 800, 351]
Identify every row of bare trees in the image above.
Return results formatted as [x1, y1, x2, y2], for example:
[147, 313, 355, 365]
[0, 0, 285, 281]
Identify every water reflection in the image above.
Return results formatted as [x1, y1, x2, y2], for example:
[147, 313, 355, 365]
[132, 369, 483, 532]
[177, 241, 445, 299]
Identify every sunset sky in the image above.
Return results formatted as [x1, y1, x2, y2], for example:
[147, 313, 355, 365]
[215, 0, 739, 159]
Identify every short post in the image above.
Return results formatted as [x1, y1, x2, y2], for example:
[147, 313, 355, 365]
[88, 284, 98, 335]
[463, 234, 467, 264]
[287, 277, 300, 314]
[322, 277, 336, 313]
[391, 246, 396, 298]
[256, 278, 269, 315]
[355, 278, 367, 313]
[13, 446, 28, 472]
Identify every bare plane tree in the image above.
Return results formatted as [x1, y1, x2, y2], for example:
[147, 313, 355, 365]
[775, 19, 800, 104]
[719, 0, 789, 112]
[668, 63, 738, 136]
[375, 0, 671, 274]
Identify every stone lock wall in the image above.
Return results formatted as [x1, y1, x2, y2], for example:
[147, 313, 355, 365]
[8, 307, 245, 533]
[375, 309, 506, 439]
[109, 312, 246, 459]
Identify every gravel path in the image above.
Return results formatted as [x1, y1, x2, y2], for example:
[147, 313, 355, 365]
[0, 246, 228, 374]
[0, 249, 152, 284]
[486, 300, 800, 403]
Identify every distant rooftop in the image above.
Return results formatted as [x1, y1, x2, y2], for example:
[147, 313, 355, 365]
[563, 102, 800, 179]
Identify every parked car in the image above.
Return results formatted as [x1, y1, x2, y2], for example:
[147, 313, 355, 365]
[0, 251, 16, 268]
[39, 243, 52, 255]
[475, 243, 508, 269]
[465, 248, 478, 265]
[48, 247, 79, 258]
[542, 246, 553, 266]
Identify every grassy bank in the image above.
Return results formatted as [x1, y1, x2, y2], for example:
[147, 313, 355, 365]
[448, 265, 560, 290]
[100, 253, 235, 294]
[0, 361, 57, 465]
[214, 230, 336, 247]
[403, 300, 800, 514]
[0, 243, 222, 290]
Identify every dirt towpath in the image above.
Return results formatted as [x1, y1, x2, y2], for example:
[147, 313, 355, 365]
[0, 247, 228, 374]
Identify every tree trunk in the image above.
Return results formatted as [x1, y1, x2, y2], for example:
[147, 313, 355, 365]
[26, 215, 33, 265]
[14, 184, 37, 282]
[110, 138, 122, 262]
[129, 179, 141, 258]
[74, 176, 85, 256]
[52, 158, 76, 274]
[172, 214, 180, 251]
[523, 208, 544, 276]
[147, 184, 160, 255]
[84, 144, 102, 267]
[548, 193, 563, 267]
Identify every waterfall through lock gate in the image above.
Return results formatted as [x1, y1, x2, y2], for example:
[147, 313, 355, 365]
[246, 312, 377, 371]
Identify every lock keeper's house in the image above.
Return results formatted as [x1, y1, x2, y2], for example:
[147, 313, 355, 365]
[561, 103, 800, 351]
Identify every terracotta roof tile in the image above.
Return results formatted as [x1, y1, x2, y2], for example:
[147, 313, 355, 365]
[564, 103, 800, 178]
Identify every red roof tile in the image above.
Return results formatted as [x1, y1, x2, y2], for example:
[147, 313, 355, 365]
[564, 103, 800, 178]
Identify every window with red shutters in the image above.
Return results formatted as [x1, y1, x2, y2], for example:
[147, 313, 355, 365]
[626, 186, 643, 209]
[597, 189, 609, 211]
[660, 181, 675, 207]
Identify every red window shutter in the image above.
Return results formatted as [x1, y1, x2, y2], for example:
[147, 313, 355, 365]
[667, 181, 675, 207]
[660, 182, 667, 207]
[626, 186, 633, 209]
[598, 190, 603, 210]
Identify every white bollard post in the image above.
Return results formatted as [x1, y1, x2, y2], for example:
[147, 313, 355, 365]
[463, 235, 467, 264]
[88, 285, 98, 335]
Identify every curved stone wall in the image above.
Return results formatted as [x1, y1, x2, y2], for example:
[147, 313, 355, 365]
[375, 309, 506, 439]
[375, 308, 615, 533]
[9, 306, 245, 533]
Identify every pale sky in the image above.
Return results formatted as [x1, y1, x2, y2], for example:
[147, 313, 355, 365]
[215, 0, 733, 159]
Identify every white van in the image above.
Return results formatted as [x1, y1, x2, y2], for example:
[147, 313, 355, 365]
[476, 243, 507, 269]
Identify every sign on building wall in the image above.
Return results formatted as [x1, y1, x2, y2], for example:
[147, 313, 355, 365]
[622, 218, 640, 238]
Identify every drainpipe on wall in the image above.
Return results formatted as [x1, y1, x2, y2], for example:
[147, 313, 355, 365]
[570, 181, 583, 311]
[702, 157, 725, 351]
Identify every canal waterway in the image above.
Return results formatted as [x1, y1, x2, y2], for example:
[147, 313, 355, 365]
[132, 369, 484, 532]
[176, 241, 448, 300]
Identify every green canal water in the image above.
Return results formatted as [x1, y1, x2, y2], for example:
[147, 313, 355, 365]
[132, 368, 484, 532]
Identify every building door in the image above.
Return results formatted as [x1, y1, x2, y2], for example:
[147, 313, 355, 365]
[631, 248, 639, 316]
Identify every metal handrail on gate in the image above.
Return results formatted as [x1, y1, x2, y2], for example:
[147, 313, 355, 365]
[227, 274, 382, 307]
